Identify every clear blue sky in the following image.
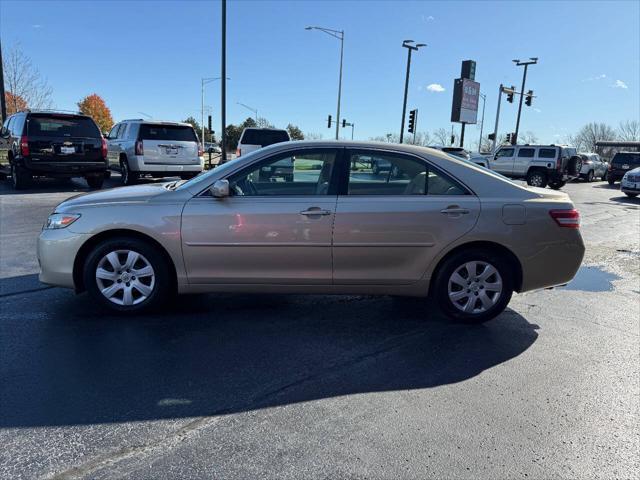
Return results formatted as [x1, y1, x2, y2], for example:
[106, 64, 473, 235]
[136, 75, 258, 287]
[1, 0, 638, 145]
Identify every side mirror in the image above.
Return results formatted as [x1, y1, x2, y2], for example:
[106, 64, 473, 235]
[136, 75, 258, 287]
[210, 179, 229, 198]
[0, 127, 9, 138]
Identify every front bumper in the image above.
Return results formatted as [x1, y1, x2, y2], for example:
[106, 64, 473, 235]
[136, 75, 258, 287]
[621, 181, 640, 194]
[38, 229, 91, 289]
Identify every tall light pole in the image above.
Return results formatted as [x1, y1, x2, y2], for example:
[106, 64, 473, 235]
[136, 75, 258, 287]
[202, 77, 229, 145]
[306, 26, 344, 140]
[0, 39, 6, 123]
[399, 40, 426, 143]
[477, 92, 486, 152]
[221, 0, 227, 161]
[512, 57, 538, 144]
[237, 102, 258, 122]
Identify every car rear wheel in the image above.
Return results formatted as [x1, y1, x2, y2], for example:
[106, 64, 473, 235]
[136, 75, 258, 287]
[586, 170, 594, 182]
[86, 174, 105, 189]
[608, 177, 616, 186]
[120, 158, 138, 186]
[83, 237, 172, 313]
[10, 163, 32, 190]
[549, 180, 566, 190]
[625, 192, 639, 198]
[526, 170, 548, 188]
[433, 249, 513, 323]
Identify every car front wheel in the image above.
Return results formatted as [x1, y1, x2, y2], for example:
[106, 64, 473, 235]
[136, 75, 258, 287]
[526, 170, 548, 188]
[433, 249, 513, 323]
[83, 237, 172, 313]
[120, 158, 139, 186]
[625, 192, 639, 198]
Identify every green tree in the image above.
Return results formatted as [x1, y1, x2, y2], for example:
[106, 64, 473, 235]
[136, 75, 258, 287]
[286, 124, 304, 140]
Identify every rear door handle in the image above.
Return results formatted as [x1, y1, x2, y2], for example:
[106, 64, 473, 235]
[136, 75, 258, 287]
[300, 208, 332, 216]
[440, 207, 470, 215]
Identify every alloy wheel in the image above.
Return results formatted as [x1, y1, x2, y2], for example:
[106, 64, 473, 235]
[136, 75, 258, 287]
[447, 261, 503, 314]
[529, 173, 544, 187]
[95, 249, 155, 306]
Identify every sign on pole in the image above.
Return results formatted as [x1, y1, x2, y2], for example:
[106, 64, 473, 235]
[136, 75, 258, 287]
[451, 78, 480, 124]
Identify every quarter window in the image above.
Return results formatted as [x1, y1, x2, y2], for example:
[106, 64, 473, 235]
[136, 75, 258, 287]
[538, 148, 557, 159]
[228, 149, 337, 196]
[108, 124, 121, 139]
[517, 148, 535, 158]
[347, 151, 467, 196]
[495, 148, 514, 158]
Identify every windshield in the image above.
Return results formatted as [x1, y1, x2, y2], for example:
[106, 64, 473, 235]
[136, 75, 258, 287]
[240, 129, 290, 147]
[139, 124, 198, 142]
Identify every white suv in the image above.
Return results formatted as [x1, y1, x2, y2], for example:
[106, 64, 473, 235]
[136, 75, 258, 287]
[489, 144, 581, 189]
[236, 128, 290, 157]
[106, 120, 203, 185]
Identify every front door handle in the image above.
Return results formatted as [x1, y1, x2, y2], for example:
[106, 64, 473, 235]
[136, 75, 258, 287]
[440, 206, 470, 215]
[300, 208, 332, 216]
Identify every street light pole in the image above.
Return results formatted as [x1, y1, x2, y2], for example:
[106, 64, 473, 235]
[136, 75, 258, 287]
[512, 57, 538, 144]
[306, 26, 344, 140]
[491, 84, 504, 154]
[399, 40, 426, 143]
[478, 92, 486, 152]
[221, 0, 227, 161]
[0, 39, 6, 123]
[237, 102, 258, 122]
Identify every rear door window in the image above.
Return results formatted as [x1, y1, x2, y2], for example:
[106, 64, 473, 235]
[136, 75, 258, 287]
[108, 124, 121, 139]
[139, 124, 197, 142]
[27, 115, 99, 138]
[538, 148, 557, 159]
[240, 129, 290, 147]
[517, 148, 535, 158]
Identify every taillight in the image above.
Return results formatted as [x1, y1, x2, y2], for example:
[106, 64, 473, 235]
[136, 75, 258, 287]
[608, 163, 612, 171]
[20, 135, 29, 156]
[236, 148, 241, 157]
[198, 143, 204, 157]
[556, 156, 562, 171]
[549, 209, 580, 228]
[101, 138, 108, 159]
[135, 140, 143, 156]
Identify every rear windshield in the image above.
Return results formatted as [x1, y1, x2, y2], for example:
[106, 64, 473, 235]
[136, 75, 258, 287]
[139, 124, 197, 142]
[441, 148, 469, 159]
[612, 152, 640, 165]
[240, 129, 289, 147]
[27, 115, 100, 138]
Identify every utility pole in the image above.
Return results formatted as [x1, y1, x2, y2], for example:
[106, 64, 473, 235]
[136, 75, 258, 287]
[512, 57, 538, 144]
[220, 0, 227, 161]
[459, 124, 466, 148]
[478, 92, 486, 152]
[399, 40, 426, 143]
[491, 84, 504, 153]
[0, 39, 6, 123]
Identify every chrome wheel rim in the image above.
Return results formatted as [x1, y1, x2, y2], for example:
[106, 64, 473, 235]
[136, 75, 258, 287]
[122, 162, 128, 184]
[448, 261, 503, 314]
[530, 174, 543, 187]
[95, 250, 155, 306]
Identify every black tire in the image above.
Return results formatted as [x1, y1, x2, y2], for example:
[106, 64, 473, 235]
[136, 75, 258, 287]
[601, 170, 608, 181]
[83, 237, 173, 313]
[120, 158, 139, 186]
[625, 192, 639, 198]
[10, 163, 32, 190]
[586, 170, 594, 182]
[549, 180, 566, 190]
[432, 248, 514, 324]
[86, 174, 105, 189]
[526, 170, 548, 188]
[568, 156, 582, 176]
[608, 177, 616, 186]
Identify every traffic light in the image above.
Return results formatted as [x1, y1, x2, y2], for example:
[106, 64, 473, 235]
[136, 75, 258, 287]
[525, 90, 533, 107]
[506, 85, 515, 103]
[208, 115, 212, 132]
[327, 115, 332, 128]
[506, 133, 512, 144]
[407, 109, 416, 134]
[488, 133, 496, 141]
[342, 119, 347, 128]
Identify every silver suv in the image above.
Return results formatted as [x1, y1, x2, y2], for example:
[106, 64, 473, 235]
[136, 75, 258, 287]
[106, 120, 203, 185]
[489, 144, 581, 189]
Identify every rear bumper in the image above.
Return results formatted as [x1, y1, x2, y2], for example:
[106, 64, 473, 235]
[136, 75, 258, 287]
[38, 229, 91, 289]
[129, 155, 204, 173]
[21, 158, 108, 176]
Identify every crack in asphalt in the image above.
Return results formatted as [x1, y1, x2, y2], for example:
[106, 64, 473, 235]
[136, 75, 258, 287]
[47, 326, 433, 479]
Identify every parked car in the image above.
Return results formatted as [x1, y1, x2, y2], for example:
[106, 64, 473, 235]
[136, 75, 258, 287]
[489, 144, 582, 189]
[236, 128, 290, 157]
[578, 153, 608, 182]
[106, 120, 203, 185]
[37, 141, 585, 324]
[620, 166, 640, 198]
[607, 151, 640, 185]
[429, 146, 471, 161]
[0, 110, 108, 189]
[469, 152, 490, 168]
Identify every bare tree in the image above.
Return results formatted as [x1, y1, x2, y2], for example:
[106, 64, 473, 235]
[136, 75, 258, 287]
[521, 131, 539, 144]
[432, 128, 450, 146]
[2, 44, 52, 112]
[573, 122, 616, 155]
[370, 133, 400, 143]
[617, 120, 640, 141]
[409, 131, 432, 146]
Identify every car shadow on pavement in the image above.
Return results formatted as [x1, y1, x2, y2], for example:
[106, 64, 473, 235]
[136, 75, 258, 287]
[0, 288, 539, 428]
[609, 195, 640, 205]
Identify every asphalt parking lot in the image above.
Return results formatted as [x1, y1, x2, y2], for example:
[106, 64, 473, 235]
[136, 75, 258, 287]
[0, 175, 638, 479]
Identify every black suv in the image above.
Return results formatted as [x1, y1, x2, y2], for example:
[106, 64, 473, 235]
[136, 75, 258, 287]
[0, 111, 108, 189]
[607, 151, 640, 185]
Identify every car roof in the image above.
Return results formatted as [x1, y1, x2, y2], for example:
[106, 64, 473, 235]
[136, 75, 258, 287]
[121, 119, 193, 127]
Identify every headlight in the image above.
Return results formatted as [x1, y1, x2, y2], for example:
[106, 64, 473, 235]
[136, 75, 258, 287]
[45, 213, 81, 230]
